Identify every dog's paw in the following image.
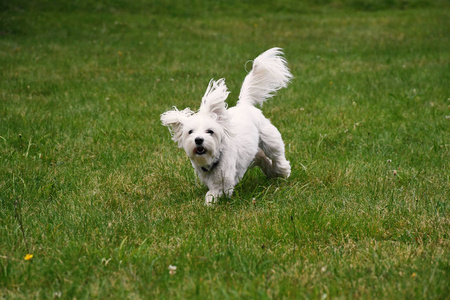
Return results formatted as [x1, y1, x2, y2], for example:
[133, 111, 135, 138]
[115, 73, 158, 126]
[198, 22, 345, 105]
[274, 160, 291, 178]
[281, 167, 291, 178]
[224, 187, 234, 198]
[205, 193, 217, 206]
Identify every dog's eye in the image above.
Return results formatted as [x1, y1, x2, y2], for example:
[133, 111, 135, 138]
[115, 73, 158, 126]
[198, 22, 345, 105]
[188, 130, 193, 134]
[206, 129, 214, 135]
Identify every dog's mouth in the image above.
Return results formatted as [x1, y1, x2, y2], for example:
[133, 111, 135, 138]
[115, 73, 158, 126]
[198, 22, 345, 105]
[194, 146, 207, 155]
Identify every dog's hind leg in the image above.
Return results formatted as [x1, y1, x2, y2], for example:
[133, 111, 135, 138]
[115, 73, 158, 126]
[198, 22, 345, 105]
[257, 120, 291, 178]
[252, 148, 276, 177]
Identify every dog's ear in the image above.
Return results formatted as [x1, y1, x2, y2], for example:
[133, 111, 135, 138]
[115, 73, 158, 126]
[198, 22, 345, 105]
[199, 79, 230, 124]
[160, 107, 193, 146]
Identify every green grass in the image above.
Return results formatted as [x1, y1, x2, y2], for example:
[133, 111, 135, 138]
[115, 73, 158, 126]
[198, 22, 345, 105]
[1, 0, 449, 298]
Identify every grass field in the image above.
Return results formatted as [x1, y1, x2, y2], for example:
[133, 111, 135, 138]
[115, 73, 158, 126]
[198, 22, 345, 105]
[1, 0, 449, 298]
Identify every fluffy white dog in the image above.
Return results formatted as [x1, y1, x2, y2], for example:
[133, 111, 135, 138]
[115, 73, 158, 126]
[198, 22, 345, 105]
[161, 47, 292, 205]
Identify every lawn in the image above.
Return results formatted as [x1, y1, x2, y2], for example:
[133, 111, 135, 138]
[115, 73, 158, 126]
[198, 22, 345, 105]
[1, 0, 449, 298]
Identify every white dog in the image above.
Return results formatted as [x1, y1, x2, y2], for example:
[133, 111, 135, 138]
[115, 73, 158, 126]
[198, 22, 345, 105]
[161, 48, 292, 205]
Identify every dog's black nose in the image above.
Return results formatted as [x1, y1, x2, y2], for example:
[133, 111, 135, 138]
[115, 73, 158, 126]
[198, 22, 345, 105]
[195, 137, 204, 145]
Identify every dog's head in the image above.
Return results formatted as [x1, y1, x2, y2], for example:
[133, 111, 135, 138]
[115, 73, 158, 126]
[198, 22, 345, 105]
[161, 79, 230, 168]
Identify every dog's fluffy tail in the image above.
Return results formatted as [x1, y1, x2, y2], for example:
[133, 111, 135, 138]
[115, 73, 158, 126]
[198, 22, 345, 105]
[238, 47, 292, 107]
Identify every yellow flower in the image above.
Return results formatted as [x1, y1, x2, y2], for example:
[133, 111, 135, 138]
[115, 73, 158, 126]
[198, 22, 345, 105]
[411, 272, 417, 278]
[24, 254, 33, 261]
[118, 51, 123, 56]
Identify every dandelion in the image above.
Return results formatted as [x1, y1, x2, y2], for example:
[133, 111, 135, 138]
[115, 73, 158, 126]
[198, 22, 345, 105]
[118, 51, 123, 56]
[411, 272, 417, 278]
[169, 265, 177, 275]
[321, 266, 327, 272]
[24, 254, 33, 261]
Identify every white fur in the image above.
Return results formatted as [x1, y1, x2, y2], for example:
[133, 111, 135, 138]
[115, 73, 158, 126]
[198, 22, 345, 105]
[161, 47, 292, 205]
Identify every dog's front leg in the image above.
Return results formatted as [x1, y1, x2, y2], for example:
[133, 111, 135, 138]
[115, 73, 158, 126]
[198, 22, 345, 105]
[204, 174, 235, 205]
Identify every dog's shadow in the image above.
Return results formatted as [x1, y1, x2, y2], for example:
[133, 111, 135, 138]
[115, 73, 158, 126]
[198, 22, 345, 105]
[159, 162, 292, 207]
[215, 168, 290, 206]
